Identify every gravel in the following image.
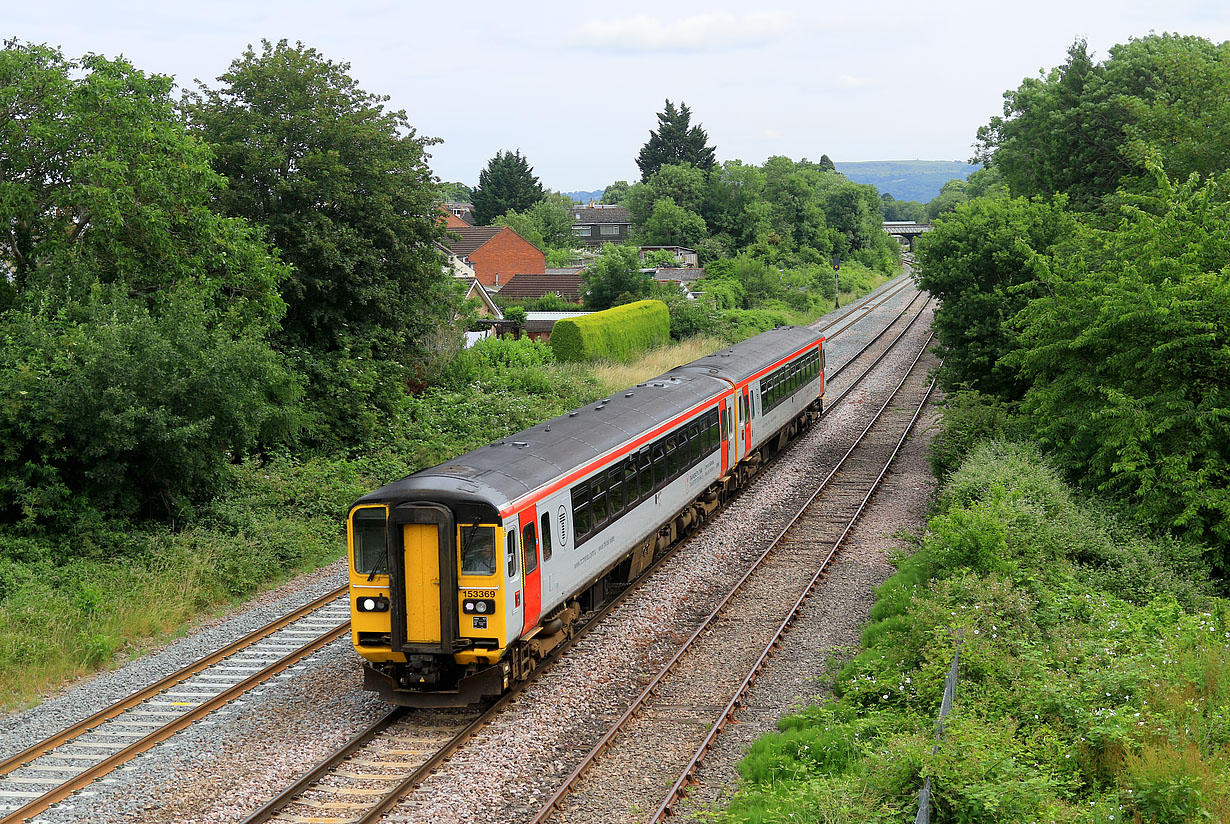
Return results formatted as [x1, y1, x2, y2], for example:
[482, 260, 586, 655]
[4, 276, 935, 824]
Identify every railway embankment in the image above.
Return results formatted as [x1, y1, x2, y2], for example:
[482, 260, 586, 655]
[712, 437, 1228, 822]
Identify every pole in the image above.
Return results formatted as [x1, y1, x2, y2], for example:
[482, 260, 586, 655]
[832, 255, 840, 308]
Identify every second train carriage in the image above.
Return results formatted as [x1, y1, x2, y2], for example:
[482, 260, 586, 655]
[348, 326, 825, 705]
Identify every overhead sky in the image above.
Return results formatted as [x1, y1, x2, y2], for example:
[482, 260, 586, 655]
[10, 1, 1230, 192]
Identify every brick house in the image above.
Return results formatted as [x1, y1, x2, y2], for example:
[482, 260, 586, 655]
[571, 204, 631, 247]
[441, 225, 546, 288]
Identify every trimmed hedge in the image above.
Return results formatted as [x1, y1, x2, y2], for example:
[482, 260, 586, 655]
[551, 300, 670, 362]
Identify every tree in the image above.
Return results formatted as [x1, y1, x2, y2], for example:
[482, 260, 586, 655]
[643, 198, 708, 247]
[188, 39, 456, 449]
[915, 196, 1078, 400]
[626, 163, 709, 231]
[439, 181, 473, 202]
[494, 194, 577, 253]
[471, 150, 545, 225]
[1012, 170, 1230, 567]
[188, 40, 451, 360]
[880, 193, 926, 222]
[0, 40, 300, 527]
[636, 99, 716, 181]
[600, 180, 631, 205]
[926, 178, 969, 220]
[818, 154, 836, 173]
[976, 34, 1230, 210]
[581, 244, 649, 310]
[0, 41, 286, 328]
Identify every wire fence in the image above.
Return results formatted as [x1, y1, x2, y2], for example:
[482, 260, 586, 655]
[914, 632, 964, 824]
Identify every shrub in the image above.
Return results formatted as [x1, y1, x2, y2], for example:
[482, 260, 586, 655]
[0, 288, 302, 531]
[551, 299, 670, 362]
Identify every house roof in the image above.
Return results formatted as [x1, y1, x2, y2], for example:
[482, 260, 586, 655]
[443, 225, 506, 257]
[647, 267, 706, 282]
[498, 273, 584, 301]
[572, 206, 631, 225]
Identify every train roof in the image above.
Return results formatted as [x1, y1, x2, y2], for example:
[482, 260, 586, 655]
[355, 371, 729, 513]
[668, 325, 823, 384]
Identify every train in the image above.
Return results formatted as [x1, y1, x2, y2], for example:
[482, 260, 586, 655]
[347, 325, 825, 706]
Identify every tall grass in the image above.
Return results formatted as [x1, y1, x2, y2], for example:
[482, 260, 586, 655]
[589, 335, 728, 394]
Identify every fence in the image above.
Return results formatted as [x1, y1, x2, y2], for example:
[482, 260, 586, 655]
[914, 632, 964, 824]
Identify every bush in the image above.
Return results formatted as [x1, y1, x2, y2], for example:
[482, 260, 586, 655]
[551, 299, 670, 362]
[0, 288, 302, 531]
[723, 442, 1226, 823]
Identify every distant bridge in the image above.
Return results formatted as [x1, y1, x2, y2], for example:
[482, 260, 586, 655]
[883, 221, 933, 250]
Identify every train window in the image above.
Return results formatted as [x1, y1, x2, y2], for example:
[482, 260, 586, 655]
[592, 474, 609, 526]
[522, 523, 538, 574]
[691, 424, 702, 461]
[664, 435, 679, 479]
[352, 508, 388, 575]
[459, 525, 497, 576]
[506, 530, 518, 578]
[540, 513, 552, 562]
[652, 443, 667, 488]
[636, 452, 651, 498]
[625, 461, 641, 504]
[608, 466, 625, 515]
[573, 483, 592, 538]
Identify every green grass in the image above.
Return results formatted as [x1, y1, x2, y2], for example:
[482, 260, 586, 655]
[0, 275, 893, 710]
[722, 442, 1228, 824]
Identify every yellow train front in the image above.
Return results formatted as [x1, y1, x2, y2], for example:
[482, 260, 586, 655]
[349, 494, 523, 706]
[347, 325, 826, 706]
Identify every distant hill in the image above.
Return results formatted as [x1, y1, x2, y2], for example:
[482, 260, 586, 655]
[834, 160, 980, 202]
[564, 189, 604, 205]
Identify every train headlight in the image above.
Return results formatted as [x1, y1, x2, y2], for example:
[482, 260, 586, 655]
[355, 596, 390, 613]
[462, 599, 496, 615]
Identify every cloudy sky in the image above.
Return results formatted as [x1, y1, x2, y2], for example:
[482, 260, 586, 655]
[10, 1, 1230, 191]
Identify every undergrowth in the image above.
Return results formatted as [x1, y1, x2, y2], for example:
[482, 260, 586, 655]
[722, 442, 1228, 824]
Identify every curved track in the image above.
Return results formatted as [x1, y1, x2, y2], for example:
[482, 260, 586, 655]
[240, 286, 935, 824]
[527, 331, 938, 824]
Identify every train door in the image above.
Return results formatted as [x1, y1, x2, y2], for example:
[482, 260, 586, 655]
[402, 523, 441, 643]
[741, 385, 752, 454]
[503, 515, 523, 646]
[387, 503, 455, 653]
[719, 397, 732, 475]
[517, 506, 542, 632]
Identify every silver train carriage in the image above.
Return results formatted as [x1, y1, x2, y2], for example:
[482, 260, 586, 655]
[347, 325, 825, 705]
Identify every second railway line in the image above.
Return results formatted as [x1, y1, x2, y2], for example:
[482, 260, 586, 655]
[0, 274, 937, 824]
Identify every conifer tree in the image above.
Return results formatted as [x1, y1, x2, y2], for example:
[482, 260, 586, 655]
[471, 150, 544, 225]
[636, 99, 717, 182]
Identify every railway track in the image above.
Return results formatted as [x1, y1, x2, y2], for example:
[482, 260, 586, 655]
[2, 281, 932, 824]
[0, 587, 351, 823]
[529, 331, 939, 824]
[814, 269, 917, 340]
[236, 291, 936, 824]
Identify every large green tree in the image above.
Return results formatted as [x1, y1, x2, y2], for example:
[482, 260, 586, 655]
[636, 99, 716, 181]
[0, 41, 299, 526]
[1012, 170, 1230, 567]
[0, 41, 285, 327]
[581, 244, 650, 310]
[493, 192, 577, 252]
[916, 196, 1078, 400]
[976, 34, 1230, 210]
[187, 39, 451, 360]
[471, 149, 544, 225]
